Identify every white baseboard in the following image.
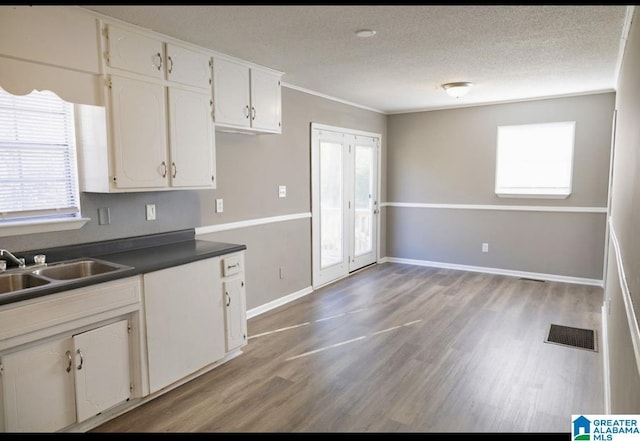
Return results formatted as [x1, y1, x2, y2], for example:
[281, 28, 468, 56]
[247, 286, 314, 319]
[380, 256, 603, 287]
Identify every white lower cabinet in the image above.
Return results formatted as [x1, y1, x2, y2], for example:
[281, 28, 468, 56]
[1, 319, 131, 432]
[143, 257, 226, 394]
[0, 251, 247, 432]
[221, 252, 248, 352]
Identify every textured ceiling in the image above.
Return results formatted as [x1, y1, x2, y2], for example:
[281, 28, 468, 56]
[81, 5, 631, 114]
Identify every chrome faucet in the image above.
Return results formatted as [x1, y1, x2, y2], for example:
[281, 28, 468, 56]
[0, 249, 26, 269]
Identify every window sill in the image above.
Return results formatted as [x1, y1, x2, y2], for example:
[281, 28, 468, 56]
[0, 217, 91, 238]
[496, 193, 570, 199]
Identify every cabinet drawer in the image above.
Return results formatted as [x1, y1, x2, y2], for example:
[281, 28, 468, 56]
[222, 254, 242, 277]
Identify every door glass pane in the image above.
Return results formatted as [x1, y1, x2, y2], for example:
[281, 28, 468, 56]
[354, 145, 373, 257]
[320, 141, 343, 268]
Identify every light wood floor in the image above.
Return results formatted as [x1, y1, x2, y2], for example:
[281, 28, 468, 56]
[92, 262, 604, 433]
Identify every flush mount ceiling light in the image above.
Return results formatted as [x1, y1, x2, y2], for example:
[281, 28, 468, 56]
[442, 82, 474, 98]
[355, 29, 376, 38]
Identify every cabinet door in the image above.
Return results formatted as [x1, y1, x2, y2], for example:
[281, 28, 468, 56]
[1, 336, 76, 432]
[143, 258, 225, 394]
[167, 87, 216, 188]
[73, 320, 131, 423]
[213, 57, 251, 128]
[105, 24, 164, 79]
[250, 68, 282, 133]
[166, 43, 211, 89]
[109, 75, 169, 189]
[223, 276, 247, 352]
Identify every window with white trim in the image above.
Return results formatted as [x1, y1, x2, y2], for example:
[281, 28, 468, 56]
[0, 86, 82, 227]
[495, 121, 575, 198]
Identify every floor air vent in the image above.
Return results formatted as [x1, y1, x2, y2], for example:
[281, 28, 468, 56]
[545, 324, 597, 352]
[519, 277, 545, 283]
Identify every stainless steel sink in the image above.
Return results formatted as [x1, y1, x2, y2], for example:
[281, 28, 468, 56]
[0, 273, 50, 294]
[0, 257, 133, 299]
[33, 258, 132, 281]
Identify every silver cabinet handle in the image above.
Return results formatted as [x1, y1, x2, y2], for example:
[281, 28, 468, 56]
[152, 52, 163, 70]
[76, 349, 84, 371]
[160, 161, 167, 178]
[172, 162, 177, 178]
[66, 350, 72, 373]
[250, 106, 256, 120]
[244, 105, 250, 119]
[227, 263, 240, 270]
[226, 291, 231, 307]
[167, 55, 173, 74]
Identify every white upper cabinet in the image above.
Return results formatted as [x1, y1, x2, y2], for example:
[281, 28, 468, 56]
[107, 75, 169, 189]
[75, 21, 216, 192]
[213, 56, 282, 134]
[104, 24, 212, 90]
[167, 86, 216, 188]
[165, 43, 212, 89]
[104, 24, 165, 80]
[250, 68, 283, 132]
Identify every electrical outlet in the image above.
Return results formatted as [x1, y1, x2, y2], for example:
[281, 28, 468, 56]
[279, 185, 287, 198]
[482, 243, 489, 253]
[145, 204, 156, 221]
[216, 199, 224, 213]
[97, 207, 111, 225]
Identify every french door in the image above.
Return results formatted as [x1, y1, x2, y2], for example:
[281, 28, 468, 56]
[311, 123, 380, 288]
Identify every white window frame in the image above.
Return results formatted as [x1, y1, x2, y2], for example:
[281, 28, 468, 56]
[0, 87, 89, 237]
[495, 121, 576, 199]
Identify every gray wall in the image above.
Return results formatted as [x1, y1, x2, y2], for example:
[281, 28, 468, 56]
[605, 7, 640, 412]
[197, 87, 387, 310]
[386, 93, 614, 281]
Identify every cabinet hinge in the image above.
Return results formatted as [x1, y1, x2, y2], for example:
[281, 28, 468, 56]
[127, 322, 132, 334]
[243, 333, 246, 341]
[212, 175, 215, 182]
[0, 363, 3, 375]
[106, 78, 113, 89]
[111, 175, 117, 182]
[209, 58, 213, 68]
[130, 383, 134, 393]
[278, 80, 281, 86]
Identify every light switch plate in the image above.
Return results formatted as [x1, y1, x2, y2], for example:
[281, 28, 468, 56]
[146, 204, 156, 221]
[279, 185, 287, 198]
[216, 199, 224, 213]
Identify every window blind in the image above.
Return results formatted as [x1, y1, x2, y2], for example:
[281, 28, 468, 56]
[0, 87, 80, 222]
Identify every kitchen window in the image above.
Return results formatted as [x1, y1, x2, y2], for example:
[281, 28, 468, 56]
[0, 86, 89, 237]
[495, 121, 575, 198]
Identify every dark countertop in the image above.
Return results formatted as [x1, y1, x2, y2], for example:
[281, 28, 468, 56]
[0, 229, 246, 307]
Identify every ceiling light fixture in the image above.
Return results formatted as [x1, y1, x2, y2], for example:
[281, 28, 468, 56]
[442, 82, 474, 98]
[355, 29, 376, 38]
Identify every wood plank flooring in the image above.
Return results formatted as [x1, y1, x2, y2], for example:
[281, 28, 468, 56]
[92, 262, 604, 433]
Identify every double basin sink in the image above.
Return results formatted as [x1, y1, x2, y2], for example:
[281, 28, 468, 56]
[0, 258, 133, 296]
